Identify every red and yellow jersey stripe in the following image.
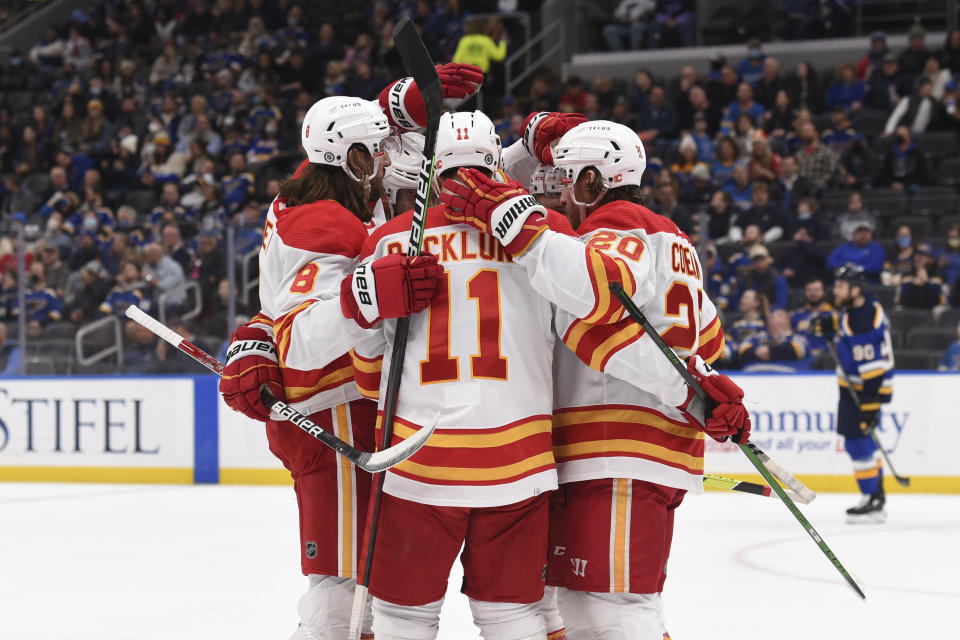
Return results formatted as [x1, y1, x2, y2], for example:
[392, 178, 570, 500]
[552, 404, 705, 476]
[696, 316, 725, 365]
[350, 349, 382, 400]
[380, 414, 555, 486]
[582, 248, 637, 325]
[273, 298, 319, 363]
[279, 353, 355, 404]
[563, 316, 646, 372]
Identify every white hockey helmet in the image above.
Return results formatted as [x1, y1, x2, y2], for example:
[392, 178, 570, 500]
[528, 163, 564, 197]
[301, 96, 391, 180]
[553, 120, 647, 194]
[382, 131, 425, 206]
[434, 110, 501, 176]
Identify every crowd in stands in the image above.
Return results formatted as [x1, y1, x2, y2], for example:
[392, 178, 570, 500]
[0, 0, 958, 374]
[512, 24, 960, 371]
[0, 0, 492, 375]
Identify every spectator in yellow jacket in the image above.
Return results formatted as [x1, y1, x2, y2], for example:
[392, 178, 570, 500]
[453, 16, 507, 73]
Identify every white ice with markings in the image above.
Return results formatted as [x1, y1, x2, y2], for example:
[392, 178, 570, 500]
[1, 484, 956, 639]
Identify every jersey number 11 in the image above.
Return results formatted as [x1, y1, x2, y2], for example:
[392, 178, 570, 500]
[420, 269, 507, 384]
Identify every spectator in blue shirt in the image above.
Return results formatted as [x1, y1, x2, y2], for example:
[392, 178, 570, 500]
[737, 244, 789, 311]
[711, 136, 739, 186]
[648, 0, 694, 49]
[739, 309, 810, 371]
[23, 270, 62, 335]
[736, 39, 766, 86]
[939, 320, 960, 371]
[636, 85, 679, 152]
[726, 82, 767, 126]
[938, 223, 960, 286]
[826, 63, 865, 111]
[827, 224, 886, 282]
[722, 164, 753, 210]
[790, 278, 834, 355]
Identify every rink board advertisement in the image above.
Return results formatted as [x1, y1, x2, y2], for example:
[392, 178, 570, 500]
[0, 377, 202, 483]
[1, 373, 958, 491]
[708, 372, 960, 492]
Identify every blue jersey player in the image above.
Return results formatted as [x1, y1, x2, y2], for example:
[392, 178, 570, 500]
[815, 265, 894, 523]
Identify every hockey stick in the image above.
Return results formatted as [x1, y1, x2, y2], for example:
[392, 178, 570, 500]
[703, 473, 804, 501]
[609, 283, 865, 599]
[350, 17, 443, 640]
[124, 305, 436, 473]
[824, 341, 910, 487]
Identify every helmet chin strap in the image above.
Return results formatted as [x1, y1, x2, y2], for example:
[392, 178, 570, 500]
[345, 149, 383, 183]
[565, 182, 606, 224]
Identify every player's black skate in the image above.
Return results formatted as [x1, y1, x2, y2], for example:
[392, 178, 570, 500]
[845, 487, 885, 524]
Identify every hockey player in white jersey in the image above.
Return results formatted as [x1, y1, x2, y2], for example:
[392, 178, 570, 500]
[440, 120, 751, 640]
[219, 96, 444, 640]
[218, 63, 484, 639]
[350, 110, 579, 640]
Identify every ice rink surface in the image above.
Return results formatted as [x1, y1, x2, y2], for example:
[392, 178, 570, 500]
[1, 483, 957, 640]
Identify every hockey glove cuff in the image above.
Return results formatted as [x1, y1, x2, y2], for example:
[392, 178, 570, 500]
[219, 325, 284, 422]
[441, 167, 548, 255]
[380, 63, 484, 130]
[341, 254, 444, 327]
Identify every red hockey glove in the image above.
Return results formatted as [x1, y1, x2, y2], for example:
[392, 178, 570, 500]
[379, 63, 485, 131]
[441, 168, 549, 255]
[436, 62, 485, 98]
[341, 253, 443, 327]
[681, 356, 751, 444]
[219, 325, 284, 422]
[521, 112, 588, 165]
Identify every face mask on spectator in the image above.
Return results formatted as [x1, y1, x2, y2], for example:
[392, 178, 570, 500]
[895, 134, 906, 145]
[83, 217, 98, 231]
[148, 120, 162, 134]
[949, 238, 960, 249]
[46, 218, 59, 231]
[897, 236, 911, 249]
[797, 209, 811, 220]
[266, 123, 278, 135]
[91, 86, 102, 96]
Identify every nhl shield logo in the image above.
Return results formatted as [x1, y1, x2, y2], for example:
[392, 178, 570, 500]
[305, 541, 317, 559]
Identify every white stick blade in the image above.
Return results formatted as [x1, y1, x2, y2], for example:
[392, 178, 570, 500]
[363, 412, 440, 472]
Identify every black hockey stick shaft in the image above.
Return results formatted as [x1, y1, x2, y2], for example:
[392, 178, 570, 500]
[351, 18, 442, 639]
[825, 341, 910, 487]
[609, 282, 865, 599]
[123, 306, 434, 473]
